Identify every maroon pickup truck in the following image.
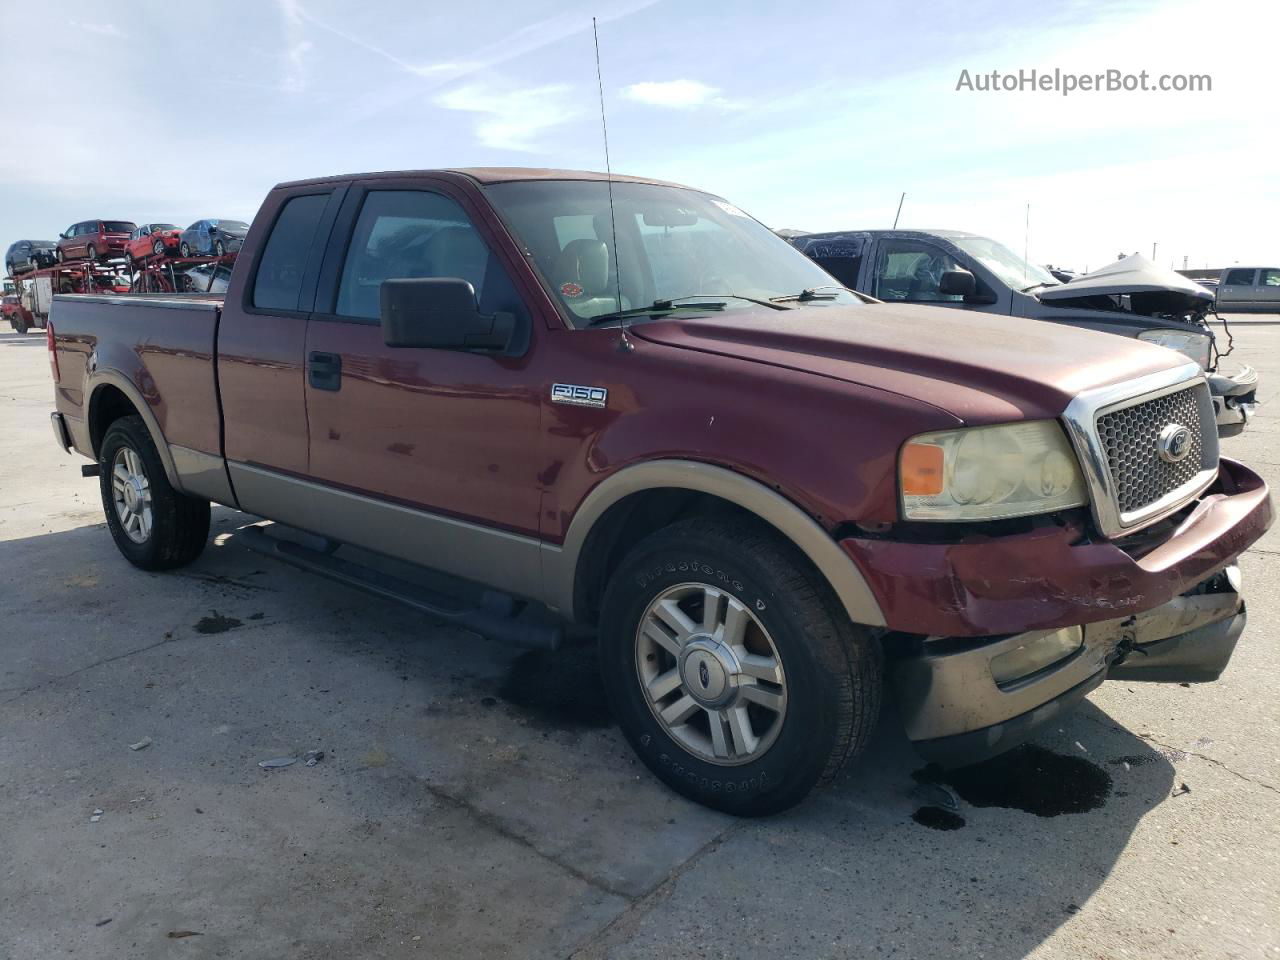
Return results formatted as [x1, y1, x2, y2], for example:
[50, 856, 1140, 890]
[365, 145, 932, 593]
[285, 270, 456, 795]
[47, 168, 1272, 815]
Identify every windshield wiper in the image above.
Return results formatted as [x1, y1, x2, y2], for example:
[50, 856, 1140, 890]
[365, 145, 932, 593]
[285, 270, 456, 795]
[1020, 281, 1057, 293]
[769, 284, 845, 303]
[584, 293, 789, 327]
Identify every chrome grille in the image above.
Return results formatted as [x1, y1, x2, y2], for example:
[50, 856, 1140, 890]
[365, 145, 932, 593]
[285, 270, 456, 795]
[1096, 384, 1214, 516]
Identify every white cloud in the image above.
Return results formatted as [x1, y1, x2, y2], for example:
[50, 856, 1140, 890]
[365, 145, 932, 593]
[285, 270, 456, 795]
[70, 20, 126, 38]
[621, 79, 732, 109]
[435, 82, 580, 152]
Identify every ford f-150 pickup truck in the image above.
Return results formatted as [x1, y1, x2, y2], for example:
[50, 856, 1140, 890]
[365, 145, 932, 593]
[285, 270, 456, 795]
[47, 168, 1272, 815]
[789, 229, 1258, 437]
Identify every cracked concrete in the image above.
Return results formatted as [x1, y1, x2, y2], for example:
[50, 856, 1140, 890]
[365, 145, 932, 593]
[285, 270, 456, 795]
[2, 321, 1279, 959]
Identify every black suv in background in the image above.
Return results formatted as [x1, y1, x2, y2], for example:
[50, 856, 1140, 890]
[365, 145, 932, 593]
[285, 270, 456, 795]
[5, 240, 57, 275]
[789, 228, 1258, 436]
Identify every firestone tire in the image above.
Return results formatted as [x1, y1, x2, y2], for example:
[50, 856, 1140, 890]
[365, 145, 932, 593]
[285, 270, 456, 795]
[599, 517, 882, 816]
[99, 415, 210, 571]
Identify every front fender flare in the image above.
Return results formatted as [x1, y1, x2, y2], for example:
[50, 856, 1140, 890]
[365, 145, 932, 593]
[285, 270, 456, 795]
[542, 459, 886, 628]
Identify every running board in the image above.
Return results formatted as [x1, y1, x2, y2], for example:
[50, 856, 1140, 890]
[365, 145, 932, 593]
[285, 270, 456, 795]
[237, 525, 562, 651]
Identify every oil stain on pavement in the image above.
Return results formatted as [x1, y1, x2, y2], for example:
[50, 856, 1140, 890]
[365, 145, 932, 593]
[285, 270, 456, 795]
[194, 610, 243, 635]
[497, 648, 613, 730]
[912, 744, 1113, 827]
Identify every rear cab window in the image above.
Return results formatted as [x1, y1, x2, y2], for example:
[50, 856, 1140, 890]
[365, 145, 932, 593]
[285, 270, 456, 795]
[252, 194, 331, 311]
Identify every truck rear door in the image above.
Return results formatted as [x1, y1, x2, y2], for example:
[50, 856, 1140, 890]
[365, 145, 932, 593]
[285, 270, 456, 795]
[216, 184, 347, 508]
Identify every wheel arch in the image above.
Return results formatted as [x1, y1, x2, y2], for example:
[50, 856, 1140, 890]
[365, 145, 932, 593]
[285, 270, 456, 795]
[546, 460, 885, 629]
[87, 374, 181, 488]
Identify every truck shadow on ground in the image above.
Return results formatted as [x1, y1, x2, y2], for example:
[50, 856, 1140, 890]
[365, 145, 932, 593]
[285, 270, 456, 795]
[3, 512, 1179, 959]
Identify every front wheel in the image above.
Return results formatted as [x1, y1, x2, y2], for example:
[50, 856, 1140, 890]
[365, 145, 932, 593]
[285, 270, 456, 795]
[99, 415, 210, 570]
[214, 239, 225, 257]
[153, 239, 166, 258]
[179, 242, 190, 258]
[55, 248, 65, 263]
[599, 517, 881, 816]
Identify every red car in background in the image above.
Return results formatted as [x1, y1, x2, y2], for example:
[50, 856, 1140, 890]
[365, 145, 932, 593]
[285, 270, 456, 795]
[55, 219, 136, 263]
[124, 223, 182, 267]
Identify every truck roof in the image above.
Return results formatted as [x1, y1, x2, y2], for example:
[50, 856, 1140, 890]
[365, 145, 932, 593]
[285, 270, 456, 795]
[275, 167, 695, 190]
[798, 228, 983, 241]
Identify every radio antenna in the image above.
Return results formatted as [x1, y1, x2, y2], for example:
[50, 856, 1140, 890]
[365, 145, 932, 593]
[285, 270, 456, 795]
[592, 17, 631, 350]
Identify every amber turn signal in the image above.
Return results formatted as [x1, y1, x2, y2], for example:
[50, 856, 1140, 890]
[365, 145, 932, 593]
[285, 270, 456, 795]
[901, 442, 944, 496]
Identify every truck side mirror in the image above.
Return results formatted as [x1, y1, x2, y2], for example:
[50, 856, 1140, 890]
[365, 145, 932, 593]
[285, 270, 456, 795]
[380, 277, 515, 352]
[938, 268, 977, 297]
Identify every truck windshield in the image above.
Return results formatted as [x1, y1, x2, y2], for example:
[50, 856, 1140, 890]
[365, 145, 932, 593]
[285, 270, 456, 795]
[484, 179, 859, 325]
[951, 234, 1059, 291]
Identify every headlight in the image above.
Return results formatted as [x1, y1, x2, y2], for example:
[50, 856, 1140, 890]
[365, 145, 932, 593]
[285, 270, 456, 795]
[1137, 329, 1211, 369]
[900, 420, 1088, 521]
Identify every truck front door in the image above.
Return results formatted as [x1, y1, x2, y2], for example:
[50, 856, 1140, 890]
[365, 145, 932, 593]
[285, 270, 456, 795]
[299, 179, 543, 590]
[870, 238, 973, 309]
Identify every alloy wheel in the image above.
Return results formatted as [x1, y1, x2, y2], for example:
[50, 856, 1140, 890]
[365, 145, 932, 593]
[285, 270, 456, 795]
[111, 446, 153, 544]
[635, 582, 787, 765]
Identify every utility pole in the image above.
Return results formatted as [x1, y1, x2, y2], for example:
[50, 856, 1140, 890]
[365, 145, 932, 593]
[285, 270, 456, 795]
[1152, 242, 1158, 260]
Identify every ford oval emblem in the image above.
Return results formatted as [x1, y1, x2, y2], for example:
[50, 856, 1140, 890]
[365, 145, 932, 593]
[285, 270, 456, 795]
[1158, 423, 1192, 463]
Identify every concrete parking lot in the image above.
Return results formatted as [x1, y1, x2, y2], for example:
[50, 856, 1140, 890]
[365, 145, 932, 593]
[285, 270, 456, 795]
[2, 318, 1278, 960]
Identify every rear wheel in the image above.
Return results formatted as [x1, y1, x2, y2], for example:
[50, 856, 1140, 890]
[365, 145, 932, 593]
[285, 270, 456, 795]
[86, 243, 97, 262]
[12, 315, 28, 334]
[123, 252, 134, 270]
[99, 415, 210, 570]
[179, 242, 190, 258]
[599, 517, 881, 816]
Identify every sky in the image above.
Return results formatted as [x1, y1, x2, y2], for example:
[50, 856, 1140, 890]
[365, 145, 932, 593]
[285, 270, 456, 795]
[1, 0, 1275, 273]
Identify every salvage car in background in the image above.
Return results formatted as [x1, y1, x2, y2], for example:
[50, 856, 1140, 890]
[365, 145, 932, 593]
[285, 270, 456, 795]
[1216, 266, 1280, 311]
[178, 219, 249, 257]
[124, 224, 182, 267]
[790, 230, 1258, 436]
[5, 240, 58, 275]
[180, 261, 233, 293]
[55, 220, 135, 263]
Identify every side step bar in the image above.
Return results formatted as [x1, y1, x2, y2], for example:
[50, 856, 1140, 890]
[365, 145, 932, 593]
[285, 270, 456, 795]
[238, 525, 562, 651]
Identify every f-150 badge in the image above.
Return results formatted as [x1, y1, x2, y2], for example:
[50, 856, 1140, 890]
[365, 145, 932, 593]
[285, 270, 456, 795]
[551, 383, 608, 409]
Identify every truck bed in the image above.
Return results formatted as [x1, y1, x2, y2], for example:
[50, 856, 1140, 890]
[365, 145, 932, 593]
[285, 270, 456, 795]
[50, 292, 225, 467]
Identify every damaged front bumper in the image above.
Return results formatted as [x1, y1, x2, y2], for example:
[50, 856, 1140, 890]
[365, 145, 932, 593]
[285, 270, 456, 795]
[1210, 364, 1258, 438]
[895, 568, 1245, 766]
[843, 457, 1271, 767]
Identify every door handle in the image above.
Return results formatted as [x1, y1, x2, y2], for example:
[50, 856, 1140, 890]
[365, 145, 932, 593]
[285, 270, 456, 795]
[308, 351, 342, 391]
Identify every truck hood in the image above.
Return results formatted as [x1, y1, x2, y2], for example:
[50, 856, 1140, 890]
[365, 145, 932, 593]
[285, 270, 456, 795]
[1037, 254, 1213, 315]
[630, 302, 1186, 424]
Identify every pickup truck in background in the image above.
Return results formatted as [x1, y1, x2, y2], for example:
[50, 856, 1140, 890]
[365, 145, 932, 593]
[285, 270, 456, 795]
[1215, 266, 1280, 311]
[789, 229, 1258, 437]
[47, 168, 1272, 815]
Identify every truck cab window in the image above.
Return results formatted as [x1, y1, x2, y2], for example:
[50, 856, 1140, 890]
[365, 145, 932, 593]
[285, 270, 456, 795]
[335, 190, 515, 322]
[1223, 268, 1256, 286]
[1259, 269, 1280, 287]
[875, 242, 964, 302]
[252, 194, 328, 311]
